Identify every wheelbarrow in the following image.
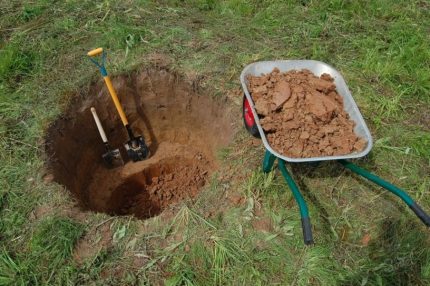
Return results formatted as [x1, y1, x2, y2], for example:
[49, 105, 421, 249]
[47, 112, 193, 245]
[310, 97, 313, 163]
[240, 60, 430, 245]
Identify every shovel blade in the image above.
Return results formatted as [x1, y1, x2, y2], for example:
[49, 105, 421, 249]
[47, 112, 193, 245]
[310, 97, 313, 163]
[124, 136, 150, 162]
[102, 148, 124, 168]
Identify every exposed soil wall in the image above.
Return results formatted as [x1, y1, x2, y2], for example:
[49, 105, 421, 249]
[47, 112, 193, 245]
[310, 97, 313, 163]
[45, 68, 235, 218]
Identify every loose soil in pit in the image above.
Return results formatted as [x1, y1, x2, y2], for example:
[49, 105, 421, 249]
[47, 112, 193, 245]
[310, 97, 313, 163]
[45, 68, 236, 219]
[247, 68, 367, 158]
[106, 156, 209, 219]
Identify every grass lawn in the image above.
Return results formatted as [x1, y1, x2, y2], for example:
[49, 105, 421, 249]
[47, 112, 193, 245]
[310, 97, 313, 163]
[1, 0, 429, 285]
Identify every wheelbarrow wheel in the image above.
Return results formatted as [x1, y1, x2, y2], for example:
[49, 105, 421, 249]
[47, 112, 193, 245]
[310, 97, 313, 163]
[243, 95, 260, 138]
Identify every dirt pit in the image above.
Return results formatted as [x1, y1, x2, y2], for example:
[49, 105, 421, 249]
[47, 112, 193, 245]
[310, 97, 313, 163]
[247, 68, 367, 158]
[45, 68, 235, 219]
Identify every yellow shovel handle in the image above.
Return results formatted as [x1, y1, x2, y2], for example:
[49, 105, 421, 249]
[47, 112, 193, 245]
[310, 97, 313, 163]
[88, 48, 103, 57]
[103, 76, 129, 126]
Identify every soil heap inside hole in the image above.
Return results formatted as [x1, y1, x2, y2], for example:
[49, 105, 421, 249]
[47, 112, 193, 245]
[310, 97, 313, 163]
[247, 68, 367, 158]
[108, 156, 208, 219]
[46, 68, 235, 219]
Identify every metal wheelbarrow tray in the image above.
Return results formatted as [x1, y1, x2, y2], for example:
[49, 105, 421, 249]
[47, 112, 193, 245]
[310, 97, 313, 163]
[240, 60, 430, 245]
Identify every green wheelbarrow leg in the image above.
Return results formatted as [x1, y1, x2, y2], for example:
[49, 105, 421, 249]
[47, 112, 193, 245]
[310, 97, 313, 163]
[339, 160, 430, 227]
[263, 150, 276, 173]
[278, 160, 314, 245]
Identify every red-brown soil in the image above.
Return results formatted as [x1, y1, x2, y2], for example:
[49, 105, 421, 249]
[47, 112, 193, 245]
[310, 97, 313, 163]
[106, 155, 209, 218]
[45, 68, 235, 219]
[247, 68, 366, 158]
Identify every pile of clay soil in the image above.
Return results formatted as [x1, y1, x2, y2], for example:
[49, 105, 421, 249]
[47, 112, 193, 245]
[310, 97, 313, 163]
[109, 155, 209, 219]
[45, 68, 236, 219]
[247, 68, 366, 158]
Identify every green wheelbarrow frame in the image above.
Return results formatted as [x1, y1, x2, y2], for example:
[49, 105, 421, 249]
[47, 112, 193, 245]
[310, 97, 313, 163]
[241, 60, 430, 245]
[262, 150, 430, 245]
[241, 60, 429, 245]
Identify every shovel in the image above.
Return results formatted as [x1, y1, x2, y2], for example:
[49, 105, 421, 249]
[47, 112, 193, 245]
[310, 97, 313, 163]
[90, 107, 124, 168]
[87, 48, 150, 162]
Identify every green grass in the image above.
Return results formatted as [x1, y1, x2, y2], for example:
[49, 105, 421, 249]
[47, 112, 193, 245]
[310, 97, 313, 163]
[1, 0, 429, 284]
[0, 217, 84, 285]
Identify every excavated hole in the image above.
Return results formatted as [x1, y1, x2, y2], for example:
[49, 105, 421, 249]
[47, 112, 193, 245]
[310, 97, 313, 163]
[45, 68, 235, 219]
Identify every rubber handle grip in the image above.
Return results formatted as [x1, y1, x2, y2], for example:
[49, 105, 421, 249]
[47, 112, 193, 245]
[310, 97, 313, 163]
[103, 76, 129, 126]
[90, 107, 108, 143]
[87, 48, 103, 57]
[301, 217, 314, 245]
[409, 202, 430, 227]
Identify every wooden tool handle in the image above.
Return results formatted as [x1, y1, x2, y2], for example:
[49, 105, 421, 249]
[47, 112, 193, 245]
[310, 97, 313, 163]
[90, 107, 108, 143]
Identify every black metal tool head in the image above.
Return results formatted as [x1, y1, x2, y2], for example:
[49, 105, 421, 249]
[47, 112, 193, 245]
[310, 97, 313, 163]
[124, 136, 150, 162]
[102, 148, 124, 168]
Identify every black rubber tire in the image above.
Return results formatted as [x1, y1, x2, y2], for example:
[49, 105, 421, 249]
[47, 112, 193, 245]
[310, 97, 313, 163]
[242, 95, 260, 138]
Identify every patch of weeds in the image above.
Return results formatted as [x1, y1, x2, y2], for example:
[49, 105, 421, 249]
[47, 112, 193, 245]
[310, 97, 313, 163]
[192, 0, 218, 11]
[0, 249, 30, 286]
[160, 246, 189, 284]
[343, 218, 430, 285]
[53, 17, 77, 32]
[111, 218, 133, 245]
[293, 246, 343, 286]
[31, 216, 84, 264]
[75, 249, 113, 284]
[165, 254, 199, 286]
[211, 235, 245, 284]
[217, 0, 255, 16]
[244, 170, 276, 198]
[0, 148, 41, 242]
[408, 131, 430, 160]
[216, 147, 231, 161]
[375, 129, 430, 161]
[0, 44, 36, 86]
[0, 216, 84, 284]
[101, 22, 145, 53]
[21, 6, 44, 22]
[164, 228, 252, 285]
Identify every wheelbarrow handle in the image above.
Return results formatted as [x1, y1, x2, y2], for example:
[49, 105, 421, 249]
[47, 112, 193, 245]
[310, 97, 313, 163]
[339, 160, 430, 227]
[278, 159, 314, 245]
[409, 203, 430, 227]
[301, 217, 313, 245]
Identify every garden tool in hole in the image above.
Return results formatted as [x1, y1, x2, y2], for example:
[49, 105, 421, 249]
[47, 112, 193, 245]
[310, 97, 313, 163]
[90, 107, 124, 168]
[87, 48, 150, 162]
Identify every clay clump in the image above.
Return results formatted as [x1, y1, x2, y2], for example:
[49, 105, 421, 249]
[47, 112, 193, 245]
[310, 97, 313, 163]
[247, 68, 367, 158]
[110, 155, 209, 219]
